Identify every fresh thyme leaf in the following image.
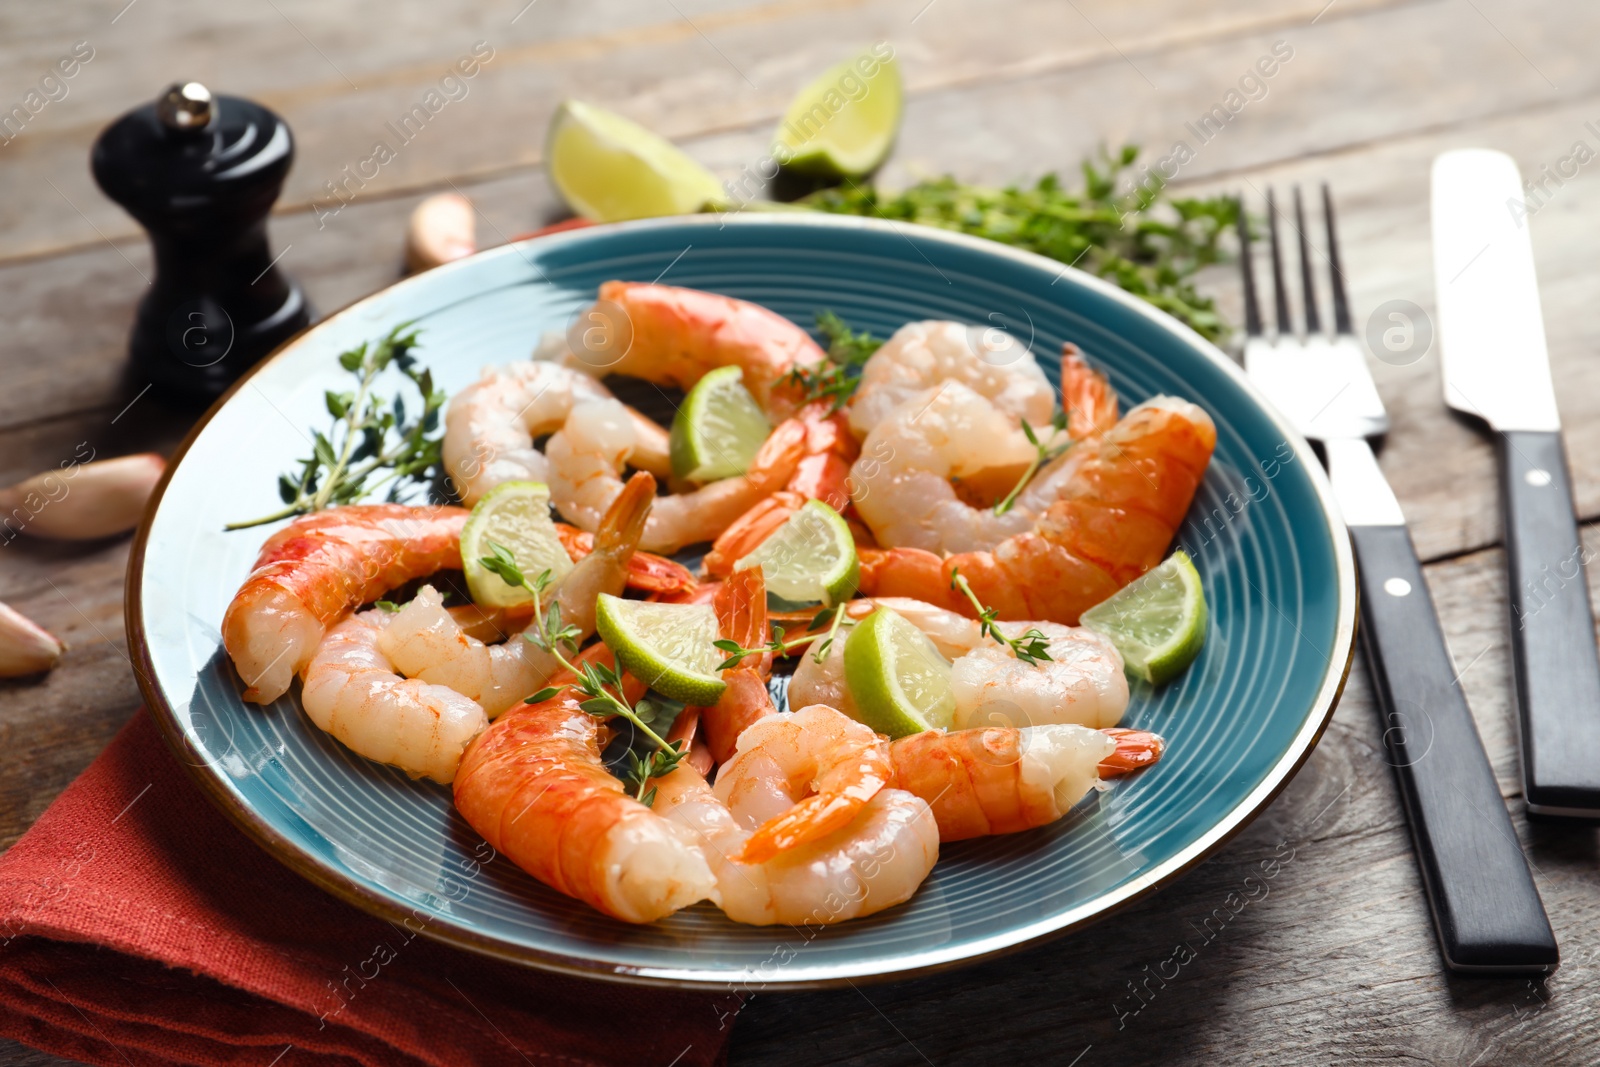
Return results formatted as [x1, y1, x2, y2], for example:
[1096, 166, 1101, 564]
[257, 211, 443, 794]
[800, 146, 1237, 343]
[227, 322, 448, 530]
[374, 600, 402, 613]
[526, 686, 563, 704]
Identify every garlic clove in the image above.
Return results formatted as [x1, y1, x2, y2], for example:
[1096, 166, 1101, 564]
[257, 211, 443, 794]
[0, 452, 165, 541]
[0, 601, 64, 677]
[404, 192, 476, 274]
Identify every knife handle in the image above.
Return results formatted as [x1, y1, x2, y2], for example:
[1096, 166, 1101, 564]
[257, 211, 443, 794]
[1499, 430, 1600, 817]
[1350, 522, 1557, 973]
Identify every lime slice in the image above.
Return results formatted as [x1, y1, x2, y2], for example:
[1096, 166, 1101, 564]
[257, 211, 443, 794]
[545, 100, 726, 222]
[1081, 551, 1208, 685]
[595, 594, 727, 705]
[669, 366, 771, 483]
[773, 49, 903, 179]
[842, 606, 955, 738]
[461, 482, 573, 609]
[734, 499, 859, 606]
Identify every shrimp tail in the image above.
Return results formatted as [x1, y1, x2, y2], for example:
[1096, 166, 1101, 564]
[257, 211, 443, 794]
[1060, 345, 1118, 442]
[704, 492, 804, 578]
[1098, 727, 1166, 778]
[697, 568, 779, 766]
[593, 470, 655, 553]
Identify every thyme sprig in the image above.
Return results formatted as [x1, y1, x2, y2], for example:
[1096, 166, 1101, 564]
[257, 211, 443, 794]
[477, 542, 685, 805]
[783, 311, 884, 411]
[993, 411, 1070, 517]
[714, 603, 849, 669]
[949, 567, 1054, 667]
[226, 323, 447, 530]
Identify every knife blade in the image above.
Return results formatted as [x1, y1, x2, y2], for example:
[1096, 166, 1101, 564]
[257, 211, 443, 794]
[1432, 148, 1600, 817]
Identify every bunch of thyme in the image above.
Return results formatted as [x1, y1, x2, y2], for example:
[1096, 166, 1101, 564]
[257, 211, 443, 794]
[801, 146, 1237, 343]
[227, 323, 447, 530]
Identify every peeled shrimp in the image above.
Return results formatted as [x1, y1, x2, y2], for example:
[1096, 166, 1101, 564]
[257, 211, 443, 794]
[887, 724, 1117, 841]
[546, 398, 806, 553]
[847, 320, 1056, 439]
[788, 598, 1128, 730]
[712, 703, 894, 863]
[453, 691, 717, 923]
[561, 281, 825, 420]
[443, 359, 669, 506]
[858, 395, 1216, 623]
[222, 504, 467, 704]
[653, 760, 938, 926]
[299, 609, 487, 784]
[380, 472, 654, 717]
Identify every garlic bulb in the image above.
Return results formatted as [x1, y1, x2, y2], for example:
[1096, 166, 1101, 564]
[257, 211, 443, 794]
[0, 452, 164, 541]
[0, 602, 64, 677]
[404, 192, 476, 274]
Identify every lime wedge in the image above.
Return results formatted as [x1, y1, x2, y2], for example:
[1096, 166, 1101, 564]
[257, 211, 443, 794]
[773, 48, 903, 179]
[734, 499, 859, 606]
[669, 366, 771, 483]
[461, 481, 573, 609]
[1081, 551, 1208, 685]
[595, 594, 727, 705]
[545, 100, 726, 222]
[842, 606, 955, 738]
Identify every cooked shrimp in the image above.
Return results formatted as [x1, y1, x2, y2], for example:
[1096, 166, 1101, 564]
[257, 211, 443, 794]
[379, 472, 654, 717]
[950, 622, 1128, 730]
[443, 360, 671, 506]
[712, 704, 893, 863]
[222, 504, 467, 704]
[299, 609, 487, 784]
[652, 761, 938, 926]
[849, 381, 1046, 553]
[453, 690, 717, 923]
[847, 320, 1056, 439]
[887, 724, 1117, 841]
[858, 395, 1217, 623]
[563, 281, 825, 419]
[546, 398, 806, 553]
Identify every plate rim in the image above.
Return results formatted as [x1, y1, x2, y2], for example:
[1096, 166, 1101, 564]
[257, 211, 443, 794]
[126, 211, 1356, 989]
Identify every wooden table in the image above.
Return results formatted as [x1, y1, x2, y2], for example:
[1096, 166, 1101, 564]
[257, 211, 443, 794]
[3, 1, 1599, 1063]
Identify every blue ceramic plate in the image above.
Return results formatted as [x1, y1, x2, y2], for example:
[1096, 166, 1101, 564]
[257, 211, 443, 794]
[128, 214, 1354, 988]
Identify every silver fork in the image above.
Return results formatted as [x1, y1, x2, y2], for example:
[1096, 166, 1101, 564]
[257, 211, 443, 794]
[1237, 187, 1556, 975]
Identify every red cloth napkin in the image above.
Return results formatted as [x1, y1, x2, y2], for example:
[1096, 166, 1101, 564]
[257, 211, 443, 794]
[0, 710, 737, 1067]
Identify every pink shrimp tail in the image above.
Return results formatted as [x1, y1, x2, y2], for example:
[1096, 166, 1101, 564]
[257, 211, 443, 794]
[1098, 728, 1166, 778]
[1060, 345, 1118, 442]
[697, 567, 779, 767]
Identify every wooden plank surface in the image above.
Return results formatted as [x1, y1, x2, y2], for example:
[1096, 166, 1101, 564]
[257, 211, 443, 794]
[2, 1, 1599, 1064]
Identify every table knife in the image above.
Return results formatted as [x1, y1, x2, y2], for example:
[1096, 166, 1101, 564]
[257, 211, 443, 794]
[1432, 149, 1600, 818]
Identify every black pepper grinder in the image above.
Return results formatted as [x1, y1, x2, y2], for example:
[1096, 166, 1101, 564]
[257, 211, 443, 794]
[91, 82, 312, 399]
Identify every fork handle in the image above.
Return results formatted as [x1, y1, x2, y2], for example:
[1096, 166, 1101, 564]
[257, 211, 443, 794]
[1500, 430, 1600, 817]
[1350, 522, 1557, 973]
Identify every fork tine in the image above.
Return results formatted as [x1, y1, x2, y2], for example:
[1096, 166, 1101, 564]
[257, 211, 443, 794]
[1235, 197, 1263, 337]
[1322, 183, 1353, 335]
[1266, 188, 1293, 335]
[1293, 187, 1321, 335]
